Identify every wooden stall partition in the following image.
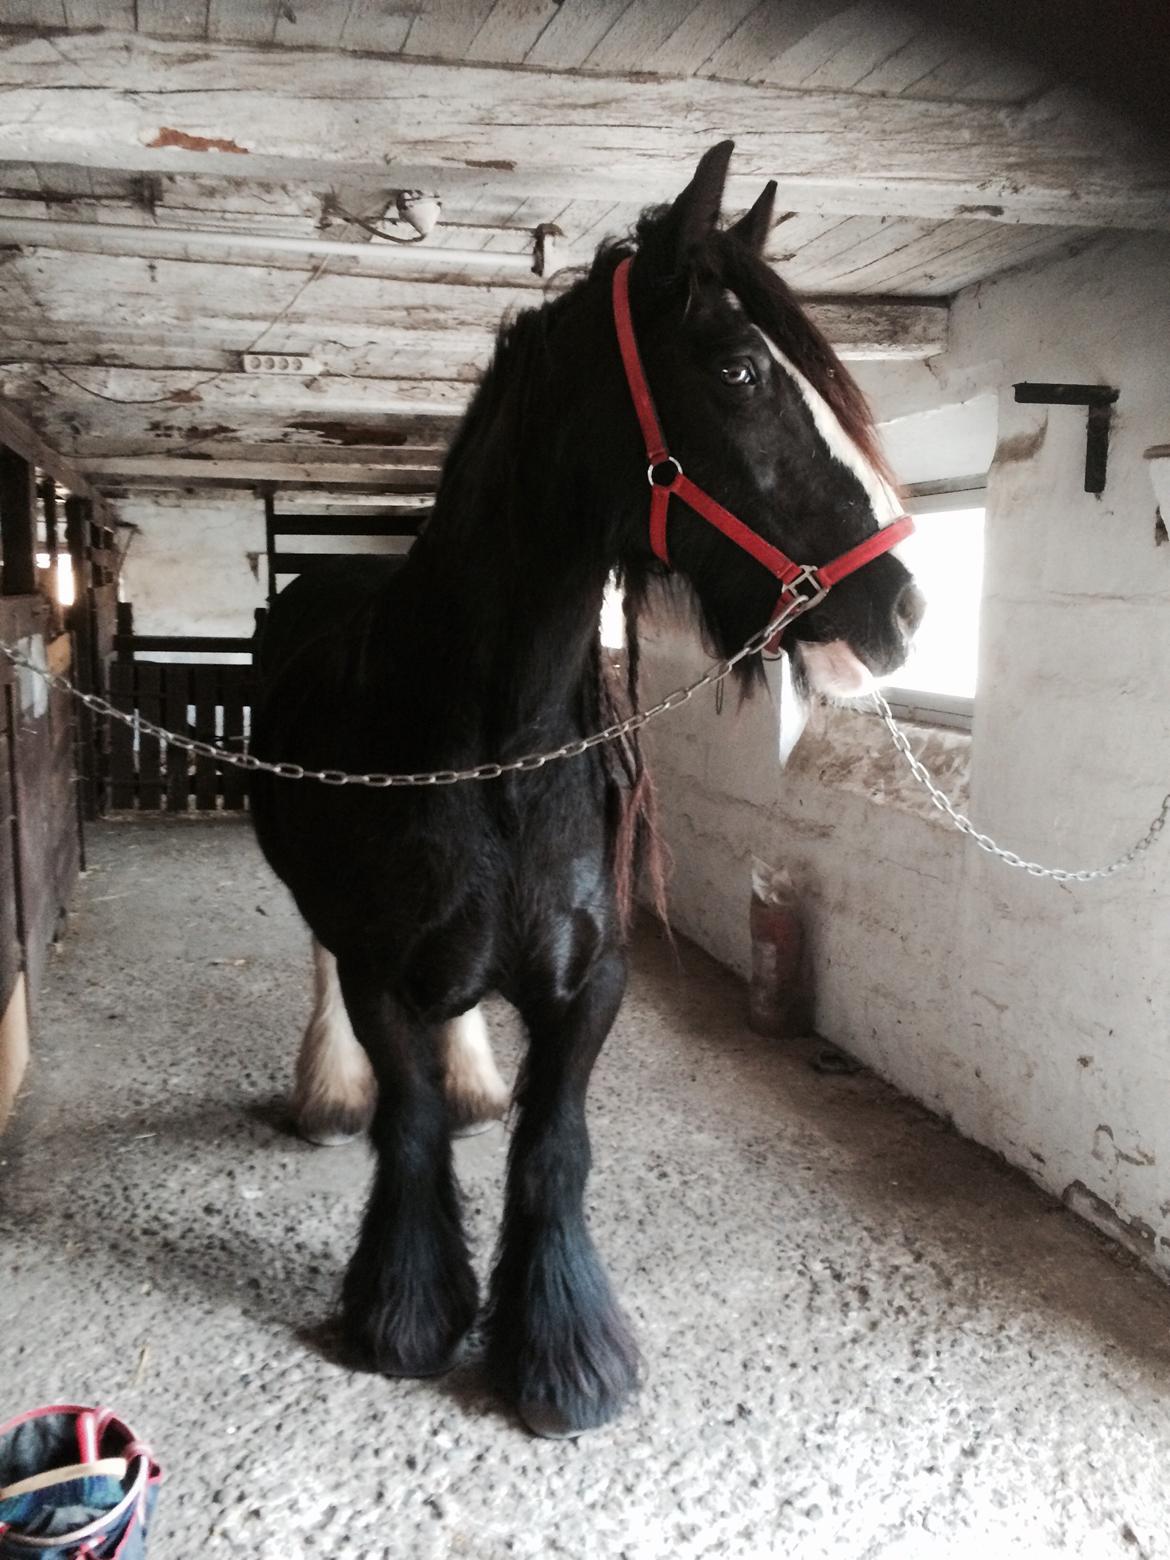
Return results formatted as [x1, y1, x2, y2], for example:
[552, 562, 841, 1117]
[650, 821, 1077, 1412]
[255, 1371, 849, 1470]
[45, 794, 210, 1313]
[0, 415, 116, 1132]
[0, 596, 82, 1124]
[107, 632, 255, 813]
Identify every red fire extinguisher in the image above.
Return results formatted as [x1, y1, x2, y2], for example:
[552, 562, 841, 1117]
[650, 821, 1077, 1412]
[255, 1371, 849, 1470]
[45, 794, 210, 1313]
[748, 858, 807, 1038]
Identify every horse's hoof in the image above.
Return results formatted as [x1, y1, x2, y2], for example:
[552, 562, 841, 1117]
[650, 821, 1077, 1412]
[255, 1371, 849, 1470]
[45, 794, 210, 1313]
[381, 1337, 468, 1379]
[517, 1402, 595, 1439]
[301, 1125, 363, 1147]
[451, 1117, 498, 1140]
[294, 1101, 371, 1147]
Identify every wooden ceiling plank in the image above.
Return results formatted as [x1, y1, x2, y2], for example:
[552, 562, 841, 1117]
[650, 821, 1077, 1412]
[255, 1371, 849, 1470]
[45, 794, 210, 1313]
[581, 0, 694, 74]
[772, 213, 897, 272]
[274, 0, 358, 51]
[848, 24, 956, 96]
[0, 364, 474, 417]
[781, 217, 936, 288]
[78, 455, 442, 488]
[64, 0, 134, 24]
[338, 0, 415, 54]
[0, 163, 42, 194]
[207, 0, 277, 45]
[646, 0, 762, 76]
[523, 0, 637, 69]
[0, 0, 67, 23]
[0, 332, 491, 381]
[463, 0, 560, 66]
[0, 253, 544, 331]
[958, 55, 1050, 106]
[847, 219, 1048, 293]
[901, 39, 1017, 102]
[701, 0, 849, 83]
[0, 245, 943, 355]
[870, 224, 1091, 296]
[763, 0, 902, 89]
[795, 1, 922, 92]
[2, 32, 1162, 227]
[402, 0, 499, 59]
[36, 161, 92, 200]
[762, 211, 851, 260]
[66, 437, 445, 465]
[135, 0, 209, 41]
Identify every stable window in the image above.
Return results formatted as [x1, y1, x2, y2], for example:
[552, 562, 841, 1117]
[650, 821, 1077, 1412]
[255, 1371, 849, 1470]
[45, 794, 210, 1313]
[879, 484, 987, 731]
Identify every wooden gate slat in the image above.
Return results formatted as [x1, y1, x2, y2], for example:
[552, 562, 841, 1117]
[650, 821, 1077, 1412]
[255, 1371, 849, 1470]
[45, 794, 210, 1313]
[193, 664, 218, 810]
[136, 662, 163, 810]
[163, 663, 191, 813]
[103, 642, 256, 816]
[106, 661, 137, 810]
[220, 664, 249, 812]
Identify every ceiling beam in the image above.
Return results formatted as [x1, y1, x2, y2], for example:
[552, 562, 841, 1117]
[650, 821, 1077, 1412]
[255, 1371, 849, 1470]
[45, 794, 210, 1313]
[0, 366, 471, 418]
[0, 289, 948, 367]
[60, 439, 446, 466]
[0, 31, 1165, 229]
[0, 399, 114, 520]
[78, 456, 442, 490]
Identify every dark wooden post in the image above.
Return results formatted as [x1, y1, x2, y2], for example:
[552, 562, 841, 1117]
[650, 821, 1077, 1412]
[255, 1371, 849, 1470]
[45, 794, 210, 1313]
[39, 479, 58, 565]
[116, 600, 134, 662]
[65, 494, 99, 818]
[263, 487, 277, 603]
[0, 444, 37, 597]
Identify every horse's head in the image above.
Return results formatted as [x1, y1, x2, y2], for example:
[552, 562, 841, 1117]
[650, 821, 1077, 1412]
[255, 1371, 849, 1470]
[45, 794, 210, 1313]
[613, 140, 923, 698]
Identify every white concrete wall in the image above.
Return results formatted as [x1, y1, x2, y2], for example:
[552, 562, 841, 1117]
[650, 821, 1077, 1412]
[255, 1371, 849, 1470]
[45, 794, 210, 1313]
[119, 491, 266, 637]
[117, 492, 416, 638]
[642, 232, 1170, 1276]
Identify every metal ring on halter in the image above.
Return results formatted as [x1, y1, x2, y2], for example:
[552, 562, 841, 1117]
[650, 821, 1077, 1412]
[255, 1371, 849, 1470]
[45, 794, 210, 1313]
[647, 456, 682, 487]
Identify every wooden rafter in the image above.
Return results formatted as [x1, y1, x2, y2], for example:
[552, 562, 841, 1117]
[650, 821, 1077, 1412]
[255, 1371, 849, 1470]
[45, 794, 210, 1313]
[0, 32, 1165, 229]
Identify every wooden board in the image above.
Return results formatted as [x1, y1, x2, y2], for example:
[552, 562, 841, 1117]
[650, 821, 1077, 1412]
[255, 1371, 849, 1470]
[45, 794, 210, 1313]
[0, 32, 1163, 229]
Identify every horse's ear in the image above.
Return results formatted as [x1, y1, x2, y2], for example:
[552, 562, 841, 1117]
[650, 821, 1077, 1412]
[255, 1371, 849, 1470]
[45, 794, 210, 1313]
[657, 139, 735, 266]
[728, 181, 777, 255]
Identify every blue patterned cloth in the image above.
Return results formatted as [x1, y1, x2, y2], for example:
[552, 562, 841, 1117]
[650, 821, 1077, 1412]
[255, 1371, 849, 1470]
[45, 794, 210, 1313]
[0, 1408, 160, 1558]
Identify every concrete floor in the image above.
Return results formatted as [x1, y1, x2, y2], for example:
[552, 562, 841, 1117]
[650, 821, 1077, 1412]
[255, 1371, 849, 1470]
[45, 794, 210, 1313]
[3, 819, 1170, 1559]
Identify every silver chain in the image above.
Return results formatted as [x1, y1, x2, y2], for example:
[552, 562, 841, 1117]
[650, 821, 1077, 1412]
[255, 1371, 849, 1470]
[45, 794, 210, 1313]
[0, 599, 803, 789]
[3, 632, 1165, 883]
[871, 688, 1170, 882]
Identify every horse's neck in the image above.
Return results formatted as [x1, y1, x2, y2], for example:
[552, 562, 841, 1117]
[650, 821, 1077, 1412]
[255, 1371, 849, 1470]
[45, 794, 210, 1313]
[388, 465, 615, 738]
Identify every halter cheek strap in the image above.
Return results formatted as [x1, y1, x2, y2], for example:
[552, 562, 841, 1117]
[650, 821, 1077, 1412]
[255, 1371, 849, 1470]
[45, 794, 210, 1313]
[612, 255, 914, 640]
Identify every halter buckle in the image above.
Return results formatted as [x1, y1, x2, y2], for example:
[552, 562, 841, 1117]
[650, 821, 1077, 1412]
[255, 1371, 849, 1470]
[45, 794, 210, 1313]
[647, 456, 682, 488]
[779, 564, 829, 614]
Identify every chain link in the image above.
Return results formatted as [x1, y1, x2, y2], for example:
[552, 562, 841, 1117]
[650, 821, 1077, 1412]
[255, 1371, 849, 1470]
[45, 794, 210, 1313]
[0, 601, 801, 790]
[870, 688, 1170, 882]
[3, 634, 1165, 883]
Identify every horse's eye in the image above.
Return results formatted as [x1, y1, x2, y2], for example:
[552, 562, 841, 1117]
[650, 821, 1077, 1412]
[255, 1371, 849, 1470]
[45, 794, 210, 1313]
[720, 360, 757, 387]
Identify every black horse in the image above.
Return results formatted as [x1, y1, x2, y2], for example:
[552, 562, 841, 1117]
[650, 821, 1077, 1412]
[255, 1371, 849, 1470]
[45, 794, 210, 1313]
[250, 141, 922, 1437]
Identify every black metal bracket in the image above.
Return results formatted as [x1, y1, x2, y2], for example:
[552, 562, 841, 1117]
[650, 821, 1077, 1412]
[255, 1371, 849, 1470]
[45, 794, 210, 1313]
[1013, 382, 1119, 496]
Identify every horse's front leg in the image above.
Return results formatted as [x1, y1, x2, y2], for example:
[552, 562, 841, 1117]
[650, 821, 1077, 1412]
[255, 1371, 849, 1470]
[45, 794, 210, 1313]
[335, 955, 478, 1376]
[488, 943, 640, 1437]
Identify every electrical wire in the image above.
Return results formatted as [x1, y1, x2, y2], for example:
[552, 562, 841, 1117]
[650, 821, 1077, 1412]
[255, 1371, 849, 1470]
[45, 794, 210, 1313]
[325, 198, 426, 245]
[41, 255, 334, 408]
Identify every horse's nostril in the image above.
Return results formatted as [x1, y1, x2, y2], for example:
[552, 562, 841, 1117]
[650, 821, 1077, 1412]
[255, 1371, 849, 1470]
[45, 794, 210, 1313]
[896, 581, 926, 637]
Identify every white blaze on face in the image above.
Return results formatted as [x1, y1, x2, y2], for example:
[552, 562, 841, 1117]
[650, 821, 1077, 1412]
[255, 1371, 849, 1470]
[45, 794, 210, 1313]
[754, 325, 903, 526]
[751, 322, 903, 699]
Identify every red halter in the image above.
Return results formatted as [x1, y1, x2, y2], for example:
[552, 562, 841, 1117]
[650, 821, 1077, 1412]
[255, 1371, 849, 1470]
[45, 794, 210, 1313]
[611, 256, 914, 643]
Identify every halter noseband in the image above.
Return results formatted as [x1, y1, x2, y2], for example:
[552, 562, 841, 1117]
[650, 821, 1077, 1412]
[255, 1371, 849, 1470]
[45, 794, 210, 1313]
[611, 255, 914, 644]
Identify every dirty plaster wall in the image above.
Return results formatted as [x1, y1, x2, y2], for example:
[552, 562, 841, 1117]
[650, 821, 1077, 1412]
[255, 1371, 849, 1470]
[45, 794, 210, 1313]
[118, 491, 266, 637]
[641, 232, 1170, 1276]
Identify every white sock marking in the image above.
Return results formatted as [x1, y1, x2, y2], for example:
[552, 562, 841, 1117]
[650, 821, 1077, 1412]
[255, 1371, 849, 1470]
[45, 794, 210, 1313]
[294, 938, 376, 1141]
[440, 1006, 509, 1124]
